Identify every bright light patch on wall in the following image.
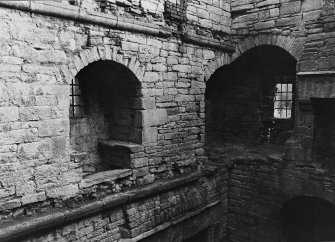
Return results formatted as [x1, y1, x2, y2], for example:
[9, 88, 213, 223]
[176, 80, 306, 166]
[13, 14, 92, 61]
[274, 83, 293, 119]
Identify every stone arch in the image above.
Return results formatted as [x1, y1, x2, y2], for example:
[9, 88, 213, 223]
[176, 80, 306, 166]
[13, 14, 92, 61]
[204, 34, 306, 82]
[59, 45, 145, 85]
[203, 52, 231, 82]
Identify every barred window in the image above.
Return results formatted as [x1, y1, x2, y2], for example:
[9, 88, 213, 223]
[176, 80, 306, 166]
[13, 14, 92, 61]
[70, 78, 82, 117]
[274, 83, 293, 119]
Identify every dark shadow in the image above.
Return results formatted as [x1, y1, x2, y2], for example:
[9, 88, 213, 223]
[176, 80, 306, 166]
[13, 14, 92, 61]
[279, 196, 335, 242]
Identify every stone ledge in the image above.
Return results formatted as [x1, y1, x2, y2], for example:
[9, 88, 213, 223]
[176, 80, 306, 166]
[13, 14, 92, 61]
[0, 168, 218, 242]
[297, 71, 335, 76]
[79, 169, 132, 189]
[98, 139, 144, 153]
[182, 32, 235, 53]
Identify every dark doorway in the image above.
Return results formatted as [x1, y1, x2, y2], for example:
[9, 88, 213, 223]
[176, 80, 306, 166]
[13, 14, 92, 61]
[312, 98, 335, 168]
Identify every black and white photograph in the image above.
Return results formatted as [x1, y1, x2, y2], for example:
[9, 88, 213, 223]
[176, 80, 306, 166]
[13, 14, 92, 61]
[0, 0, 334, 241]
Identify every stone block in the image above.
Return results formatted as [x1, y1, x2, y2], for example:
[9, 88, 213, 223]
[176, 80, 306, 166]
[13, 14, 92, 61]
[255, 21, 275, 30]
[280, 1, 301, 15]
[46, 184, 79, 199]
[132, 157, 148, 168]
[142, 109, 168, 127]
[122, 41, 139, 52]
[15, 180, 35, 196]
[0, 106, 19, 123]
[203, 50, 215, 60]
[143, 72, 160, 82]
[302, 0, 322, 12]
[39, 119, 69, 137]
[22, 192, 46, 205]
[37, 50, 67, 63]
[256, 0, 279, 8]
[276, 15, 302, 27]
[0, 186, 15, 199]
[172, 65, 192, 73]
[0, 199, 21, 211]
[142, 127, 157, 143]
[152, 64, 167, 72]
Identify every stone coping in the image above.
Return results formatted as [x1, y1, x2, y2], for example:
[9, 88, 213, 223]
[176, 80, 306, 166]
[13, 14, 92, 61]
[182, 32, 235, 53]
[98, 139, 144, 153]
[0, 1, 172, 37]
[0, 167, 218, 242]
[297, 71, 335, 76]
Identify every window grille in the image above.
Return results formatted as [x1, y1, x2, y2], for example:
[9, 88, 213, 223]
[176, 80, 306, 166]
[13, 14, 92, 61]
[70, 78, 82, 117]
[274, 83, 293, 119]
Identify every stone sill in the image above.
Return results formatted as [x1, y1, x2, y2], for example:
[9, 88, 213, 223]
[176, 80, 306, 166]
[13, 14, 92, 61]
[98, 139, 144, 153]
[0, 167, 218, 242]
[79, 169, 132, 188]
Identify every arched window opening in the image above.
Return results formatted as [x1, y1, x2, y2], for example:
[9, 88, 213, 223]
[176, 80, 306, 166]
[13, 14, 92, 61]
[279, 196, 335, 242]
[205, 45, 297, 148]
[70, 60, 142, 176]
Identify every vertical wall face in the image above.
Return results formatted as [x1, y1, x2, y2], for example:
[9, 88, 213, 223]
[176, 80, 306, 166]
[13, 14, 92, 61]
[186, 0, 231, 34]
[0, 1, 233, 219]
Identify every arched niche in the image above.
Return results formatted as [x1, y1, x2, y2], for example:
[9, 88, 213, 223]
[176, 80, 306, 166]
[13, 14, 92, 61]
[205, 45, 297, 147]
[69, 60, 143, 175]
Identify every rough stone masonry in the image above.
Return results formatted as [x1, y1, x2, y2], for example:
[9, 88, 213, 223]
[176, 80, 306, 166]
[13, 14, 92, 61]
[0, 0, 334, 241]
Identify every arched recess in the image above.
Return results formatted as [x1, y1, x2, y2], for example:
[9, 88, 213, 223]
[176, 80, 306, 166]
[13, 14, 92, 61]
[279, 196, 335, 242]
[59, 46, 146, 175]
[204, 34, 305, 82]
[205, 45, 297, 146]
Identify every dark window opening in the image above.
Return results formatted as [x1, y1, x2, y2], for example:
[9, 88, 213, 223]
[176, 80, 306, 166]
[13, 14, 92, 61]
[70, 77, 82, 118]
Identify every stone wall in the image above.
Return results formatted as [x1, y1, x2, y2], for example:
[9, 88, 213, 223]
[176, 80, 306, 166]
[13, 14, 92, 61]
[0, 1, 232, 220]
[230, 0, 335, 72]
[1, 169, 228, 242]
[208, 149, 335, 242]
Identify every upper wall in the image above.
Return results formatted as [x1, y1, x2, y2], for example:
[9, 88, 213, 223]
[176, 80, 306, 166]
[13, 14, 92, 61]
[60, 0, 232, 39]
[230, 0, 335, 72]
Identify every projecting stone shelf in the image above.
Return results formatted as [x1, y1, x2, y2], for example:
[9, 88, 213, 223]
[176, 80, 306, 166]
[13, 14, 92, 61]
[79, 169, 132, 188]
[182, 31, 235, 53]
[98, 139, 144, 169]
